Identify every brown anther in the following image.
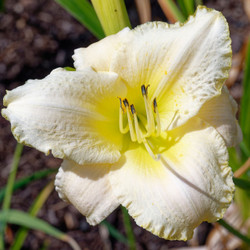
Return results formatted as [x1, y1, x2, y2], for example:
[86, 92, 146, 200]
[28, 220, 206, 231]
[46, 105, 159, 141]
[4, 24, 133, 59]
[123, 98, 129, 107]
[141, 84, 150, 97]
[141, 85, 146, 96]
[130, 104, 136, 114]
[153, 98, 157, 113]
[118, 97, 125, 112]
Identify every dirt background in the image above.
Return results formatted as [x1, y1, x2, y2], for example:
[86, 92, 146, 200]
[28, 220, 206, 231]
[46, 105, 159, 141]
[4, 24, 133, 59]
[0, 0, 249, 249]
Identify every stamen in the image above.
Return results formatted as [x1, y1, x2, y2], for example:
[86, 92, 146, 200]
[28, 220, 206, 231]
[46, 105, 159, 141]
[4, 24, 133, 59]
[130, 104, 136, 115]
[141, 85, 155, 136]
[123, 100, 137, 142]
[141, 85, 147, 96]
[119, 98, 129, 134]
[165, 110, 178, 131]
[143, 139, 160, 160]
[153, 98, 161, 136]
[131, 104, 143, 143]
[123, 98, 129, 108]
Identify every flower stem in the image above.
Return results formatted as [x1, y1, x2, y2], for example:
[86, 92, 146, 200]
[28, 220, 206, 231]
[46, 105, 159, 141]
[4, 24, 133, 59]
[121, 206, 136, 250]
[91, 0, 131, 36]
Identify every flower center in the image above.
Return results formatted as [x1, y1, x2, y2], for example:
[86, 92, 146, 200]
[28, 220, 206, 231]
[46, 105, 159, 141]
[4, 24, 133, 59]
[118, 85, 161, 160]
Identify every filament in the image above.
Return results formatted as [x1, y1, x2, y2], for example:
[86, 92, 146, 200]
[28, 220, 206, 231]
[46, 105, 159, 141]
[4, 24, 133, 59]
[118, 86, 163, 160]
[141, 85, 155, 136]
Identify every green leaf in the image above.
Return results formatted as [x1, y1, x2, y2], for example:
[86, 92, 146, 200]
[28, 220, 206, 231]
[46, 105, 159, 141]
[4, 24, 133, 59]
[0, 210, 62, 239]
[0, 210, 80, 250]
[160, 0, 186, 23]
[218, 219, 250, 245]
[0, 168, 57, 203]
[64, 67, 76, 71]
[11, 182, 54, 250]
[2, 144, 23, 211]
[233, 177, 250, 190]
[121, 206, 136, 250]
[55, 0, 105, 39]
[101, 221, 128, 244]
[91, 0, 131, 36]
[1, 143, 23, 249]
[240, 39, 250, 151]
[176, 0, 188, 19]
[183, 0, 195, 16]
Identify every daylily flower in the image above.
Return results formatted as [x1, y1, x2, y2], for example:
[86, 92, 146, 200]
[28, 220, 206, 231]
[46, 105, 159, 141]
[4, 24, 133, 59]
[2, 7, 242, 240]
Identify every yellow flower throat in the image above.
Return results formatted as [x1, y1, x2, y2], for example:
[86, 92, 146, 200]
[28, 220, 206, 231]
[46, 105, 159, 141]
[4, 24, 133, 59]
[119, 85, 161, 160]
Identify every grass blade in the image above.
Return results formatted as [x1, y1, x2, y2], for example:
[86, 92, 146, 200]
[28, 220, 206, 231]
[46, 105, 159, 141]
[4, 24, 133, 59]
[2, 143, 23, 210]
[0, 210, 80, 250]
[0, 143, 23, 249]
[11, 181, 54, 250]
[101, 220, 128, 244]
[0, 168, 57, 203]
[233, 177, 250, 190]
[240, 39, 250, 151]
[176, 0, 188, 19]
[121, 206, 136, 250]
[55, 0, 105, 39]
[218, 219, 250, 245]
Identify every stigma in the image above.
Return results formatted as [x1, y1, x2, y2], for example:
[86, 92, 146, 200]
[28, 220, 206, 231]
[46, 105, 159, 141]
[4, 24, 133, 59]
[118, 85, 161, 160]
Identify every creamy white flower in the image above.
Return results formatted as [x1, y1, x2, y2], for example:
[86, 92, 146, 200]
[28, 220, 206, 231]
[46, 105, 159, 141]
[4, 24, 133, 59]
[2, 6, 242, 240]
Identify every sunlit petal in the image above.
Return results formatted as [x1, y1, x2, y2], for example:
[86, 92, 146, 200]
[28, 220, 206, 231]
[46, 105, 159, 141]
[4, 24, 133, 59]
[109, 118, 234, 240]
[111, 7, 231, 130]
[55, 160, 119, 225]
[2, 67, 127, 164]
[73, 28, 130, 71]
[198, 86, 242, 147]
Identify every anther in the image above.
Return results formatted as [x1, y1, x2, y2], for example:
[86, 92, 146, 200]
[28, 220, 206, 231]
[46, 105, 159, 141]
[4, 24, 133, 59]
[118, 97, 125, 112]
[130, 104, 136, 114]
[119, 98, 129, 134]
[153, 98, 157, 113]
[123, 98, 129, 107]
[141, 85, 146, 96]
[141, 84, 150, 97]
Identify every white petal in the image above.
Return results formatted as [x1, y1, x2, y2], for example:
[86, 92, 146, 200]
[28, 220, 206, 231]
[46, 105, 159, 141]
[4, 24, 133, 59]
[2, 67, 127, 164]
[55, 160, 119, 225]
[198, 86, 242, 147]
[109, 118, 234, 240]
[73, 28, 130, 71]
[110, 7, 231, 130]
